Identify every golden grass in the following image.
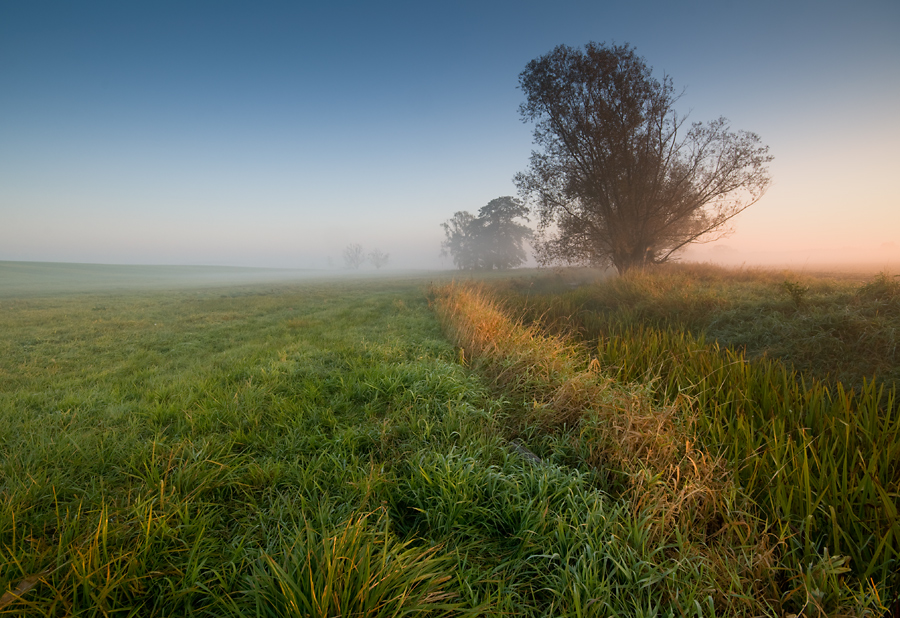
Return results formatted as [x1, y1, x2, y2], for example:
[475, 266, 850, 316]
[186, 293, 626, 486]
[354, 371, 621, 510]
[433, 282, 740, 536]
[433, 281, 879, 613]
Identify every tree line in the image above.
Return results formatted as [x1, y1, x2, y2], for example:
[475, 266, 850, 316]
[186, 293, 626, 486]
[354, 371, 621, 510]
[442, 42, 771, 274]
[343, 244, 389, 269]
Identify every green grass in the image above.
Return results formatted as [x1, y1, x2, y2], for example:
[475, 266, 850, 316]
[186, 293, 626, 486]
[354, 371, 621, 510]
[445, 266, 899, 613]
[495, 263, 900, 390]
[0, 273, 716, 616]
[1, 275, 481, 615]
[2, 264, 896, 616]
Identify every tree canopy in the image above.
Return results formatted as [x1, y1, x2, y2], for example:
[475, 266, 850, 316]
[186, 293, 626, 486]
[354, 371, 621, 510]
[515, 42, 773, 273]
[441, 196, 532, 270]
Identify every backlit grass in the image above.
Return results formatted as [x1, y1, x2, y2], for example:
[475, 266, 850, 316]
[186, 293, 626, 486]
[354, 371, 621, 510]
[1, 277, 481, 615]
[432, 272, 898, 614]
[2, 265, 896, 616]
[495, 263, 900, 390]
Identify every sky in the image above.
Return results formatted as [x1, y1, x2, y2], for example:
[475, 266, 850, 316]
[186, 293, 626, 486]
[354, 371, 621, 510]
[2, 0, 898, 270]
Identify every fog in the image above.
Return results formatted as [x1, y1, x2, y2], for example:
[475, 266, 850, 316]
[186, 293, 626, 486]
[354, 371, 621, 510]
[0, 260, 452, 300]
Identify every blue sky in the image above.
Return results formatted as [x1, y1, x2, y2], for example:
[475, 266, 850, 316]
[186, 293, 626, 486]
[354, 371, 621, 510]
[2, 0, 898, 269]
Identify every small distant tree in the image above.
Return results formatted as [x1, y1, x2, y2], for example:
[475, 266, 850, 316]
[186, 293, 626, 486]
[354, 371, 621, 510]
[343, 243, 365, 269]
[477, 196, 532, 269]
[369, 248, 390, 269]
[441, 196, 532, 270]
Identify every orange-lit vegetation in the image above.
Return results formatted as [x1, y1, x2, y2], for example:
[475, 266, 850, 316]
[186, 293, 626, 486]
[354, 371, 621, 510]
[432, 271, 898, 614]
[497, 263, 900, 390]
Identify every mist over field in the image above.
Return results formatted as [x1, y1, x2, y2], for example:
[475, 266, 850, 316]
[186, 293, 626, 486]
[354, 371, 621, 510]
[682, 241, 900, 273]
[0, 260, 442, 298]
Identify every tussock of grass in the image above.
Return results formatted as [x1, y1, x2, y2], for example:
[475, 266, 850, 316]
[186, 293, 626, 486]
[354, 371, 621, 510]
[246, 508, 459, 617]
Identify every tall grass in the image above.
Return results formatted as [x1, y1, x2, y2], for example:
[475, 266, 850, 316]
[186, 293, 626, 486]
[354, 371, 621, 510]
[593, 325, 900, 585]
[497, 263, 900, 390]
[494, 265, 900, 590]
[432, 279, 894, 615]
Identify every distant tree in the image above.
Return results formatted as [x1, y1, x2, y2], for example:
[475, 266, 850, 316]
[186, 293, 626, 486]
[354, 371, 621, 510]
[441, 196, 532, 270]
[475, 196, 532, 269]
[516, 42, 773, 273]
[369, 248, 390, 269]
[441, 210, 480, 270]
[343, 243, 365, 269]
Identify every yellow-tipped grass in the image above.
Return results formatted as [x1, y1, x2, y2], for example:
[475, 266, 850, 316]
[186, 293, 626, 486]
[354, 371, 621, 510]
[432, 281, 582, 402]
[432, 283, 743, 547]
[248, 508, 459, 618]
[432, 280, 894, 614]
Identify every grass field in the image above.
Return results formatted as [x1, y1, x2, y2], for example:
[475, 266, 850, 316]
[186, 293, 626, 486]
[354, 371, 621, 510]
[495, 263, 900, 391]
[1, 262, 897, 616]
[0, 261, 340, 298]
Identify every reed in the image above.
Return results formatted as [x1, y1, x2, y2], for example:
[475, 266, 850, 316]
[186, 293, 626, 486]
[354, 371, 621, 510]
[495, 264, 900, 390]
[594, 323, 900, 589]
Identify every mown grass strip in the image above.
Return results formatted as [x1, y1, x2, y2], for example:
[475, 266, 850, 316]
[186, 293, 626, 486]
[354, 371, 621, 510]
[0, 278, 477, 616]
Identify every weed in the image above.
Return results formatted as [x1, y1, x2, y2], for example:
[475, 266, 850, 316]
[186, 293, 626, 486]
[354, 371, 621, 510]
[780, 279, 810, 308]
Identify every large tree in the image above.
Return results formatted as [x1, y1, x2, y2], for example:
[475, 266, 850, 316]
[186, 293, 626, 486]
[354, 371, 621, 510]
[515, 42, 773, 273]
[441, 196, 532, 270]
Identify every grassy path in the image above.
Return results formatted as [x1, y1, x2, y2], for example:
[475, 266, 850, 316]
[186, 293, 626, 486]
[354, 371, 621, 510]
[1, 278, 487, 615]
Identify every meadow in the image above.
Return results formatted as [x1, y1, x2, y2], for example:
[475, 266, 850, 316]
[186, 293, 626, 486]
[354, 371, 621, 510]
[0, 261, 336, 298]
[1, 262, 897, 616]
[493, 263, 900, 391]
